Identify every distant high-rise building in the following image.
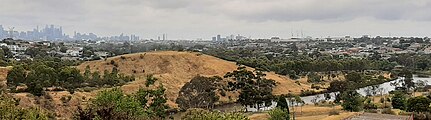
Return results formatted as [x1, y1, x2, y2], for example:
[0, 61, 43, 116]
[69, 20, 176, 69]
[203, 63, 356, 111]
[163, 34, 166, 40]
[212, 37, 216, 41]
[0, 24, 139, 41]
[0, 25, 4, 39]
[217, 35, 221, 41]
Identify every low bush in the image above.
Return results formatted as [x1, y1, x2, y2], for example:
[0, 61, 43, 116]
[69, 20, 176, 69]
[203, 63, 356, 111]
[268, 108, 289, 120]
[363, 102, 378, 110]
[182, 108, 249, 120]
[381, 108, 396, 115]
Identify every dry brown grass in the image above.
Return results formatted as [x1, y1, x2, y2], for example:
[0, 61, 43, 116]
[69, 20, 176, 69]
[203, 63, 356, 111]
[10, 91, 96, 119]
[77, 51, 312, 108]
[0, 66, 12, 88]
[248, 105, 358, 120]
[248, 113, 270, 120]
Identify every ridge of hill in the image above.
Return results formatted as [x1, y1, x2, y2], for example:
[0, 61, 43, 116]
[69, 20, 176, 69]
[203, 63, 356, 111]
[77, 51, 312, 108]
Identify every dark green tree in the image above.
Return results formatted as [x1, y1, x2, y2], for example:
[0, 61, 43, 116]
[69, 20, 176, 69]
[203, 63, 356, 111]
[135, 84, 170, 119]
[276, 95, 290, 111]
[60, 46, 67, 53]
[224, 67, 276, 111]
[6, 65, 26, 88]
[176, 76, 221, 110]
[391, 91, 407, 110]
[58, 67, 84, 93]
[345, 72, 362, 83]
[328, 80, 350, 92]
[135, 75, 169, 119]
[341, 90, 364, 112]
[25, 64, 57, 96]
[407, 96, 431, 113]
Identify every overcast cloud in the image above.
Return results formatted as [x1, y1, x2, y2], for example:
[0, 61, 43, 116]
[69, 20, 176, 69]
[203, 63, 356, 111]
[0, 0, 430, 39]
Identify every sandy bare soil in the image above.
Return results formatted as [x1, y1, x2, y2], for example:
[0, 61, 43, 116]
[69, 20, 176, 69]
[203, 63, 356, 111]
[248, 105, 359, 120]
[348, 113, 410, 120]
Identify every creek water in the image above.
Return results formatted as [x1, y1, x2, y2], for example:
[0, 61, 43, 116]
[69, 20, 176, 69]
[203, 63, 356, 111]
[300, 75, 431, 104]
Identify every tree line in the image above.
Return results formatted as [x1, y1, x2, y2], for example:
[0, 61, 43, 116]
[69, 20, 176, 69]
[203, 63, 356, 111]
[6, 58, 135, 96]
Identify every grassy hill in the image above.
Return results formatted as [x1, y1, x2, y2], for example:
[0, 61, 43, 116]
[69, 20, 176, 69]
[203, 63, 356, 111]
[77, 51, 312, 108]
[0, 51, 315, 119]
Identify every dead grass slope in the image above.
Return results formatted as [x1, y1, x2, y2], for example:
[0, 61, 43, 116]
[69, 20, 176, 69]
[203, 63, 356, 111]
[77, 51, 311, 108]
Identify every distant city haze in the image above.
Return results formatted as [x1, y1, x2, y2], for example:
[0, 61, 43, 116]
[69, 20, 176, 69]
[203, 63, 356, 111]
[1, 0, 430, 40]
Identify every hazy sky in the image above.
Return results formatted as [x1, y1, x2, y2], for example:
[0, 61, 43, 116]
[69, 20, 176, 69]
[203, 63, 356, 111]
[1, 0, 430, 39]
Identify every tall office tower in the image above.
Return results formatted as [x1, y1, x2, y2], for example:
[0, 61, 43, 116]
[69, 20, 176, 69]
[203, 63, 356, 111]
[217, 35, 221, 41]
[163, 34, 166, 40]
[0, 25, 4, 39]
[212, 37, 216, 41]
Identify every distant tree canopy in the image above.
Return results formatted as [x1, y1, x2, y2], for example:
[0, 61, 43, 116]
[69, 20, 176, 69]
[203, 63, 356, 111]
[176, 76, 222, 110]
[345, 71, 362, 83]
[224, 67, 276, 109]
[6, 59, 135, 96]
[25, 47, 47, 58]
[327, 80, 351, 93]
[203, 48, 397, 75]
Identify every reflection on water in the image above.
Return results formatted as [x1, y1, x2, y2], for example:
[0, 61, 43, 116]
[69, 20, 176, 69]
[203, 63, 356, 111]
[300, 75, 431, 104]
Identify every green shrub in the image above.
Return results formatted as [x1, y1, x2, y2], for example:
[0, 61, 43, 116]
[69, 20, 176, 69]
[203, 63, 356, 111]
[363, 102, 377, 110]
[381, 108, 396, 115]
[0, 93, 50, 120]
[307, 72, 321, 83]
[268, 108, 290, 120]
[182, 108, 249, 120]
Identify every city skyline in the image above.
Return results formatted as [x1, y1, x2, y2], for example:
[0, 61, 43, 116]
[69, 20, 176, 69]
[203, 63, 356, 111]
[1, 0, 431, 39]
[0, 24, 141, 41]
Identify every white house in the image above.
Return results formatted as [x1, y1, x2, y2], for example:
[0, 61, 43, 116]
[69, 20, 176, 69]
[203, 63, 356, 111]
[66, 47, 83, 57]
[245, 101, 278, 112]
[7, 45, 28, 52]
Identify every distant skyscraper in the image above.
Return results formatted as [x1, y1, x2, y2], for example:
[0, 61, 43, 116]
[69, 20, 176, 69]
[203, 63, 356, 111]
[0, 25, 4, 39]
[212, 37, 216, 41]
[163, 34, 166, 40]
[217, 35, 221, 41]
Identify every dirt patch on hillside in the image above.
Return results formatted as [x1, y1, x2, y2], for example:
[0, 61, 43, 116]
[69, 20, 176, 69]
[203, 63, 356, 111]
[0, 66, 12, 88]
